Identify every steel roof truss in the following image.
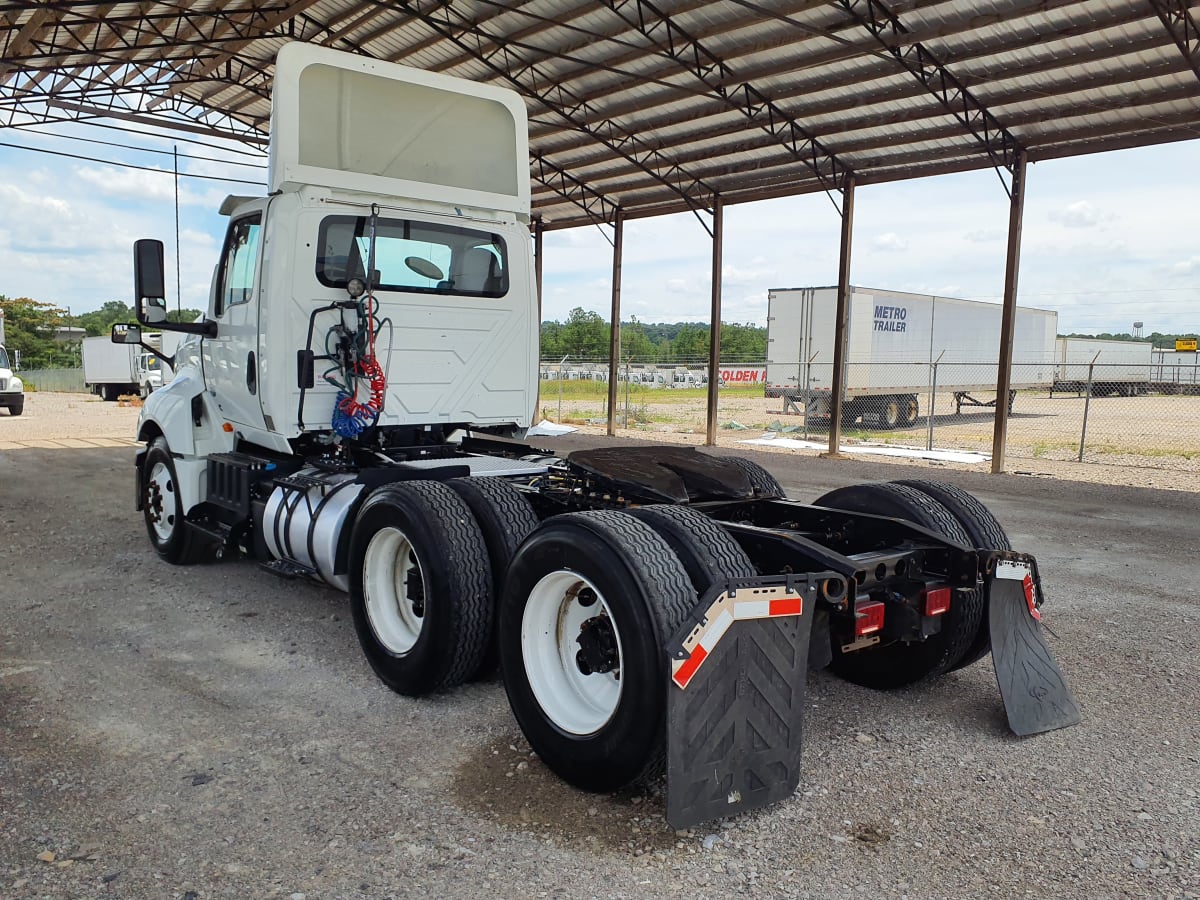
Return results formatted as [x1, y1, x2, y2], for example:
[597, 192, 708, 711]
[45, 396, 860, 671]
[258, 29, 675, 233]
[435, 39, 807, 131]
[602, 0, 850, 204]
[836, 0, 1022, 194]
[396, 0, 718, 221]
[1148, 0, 1200, 85]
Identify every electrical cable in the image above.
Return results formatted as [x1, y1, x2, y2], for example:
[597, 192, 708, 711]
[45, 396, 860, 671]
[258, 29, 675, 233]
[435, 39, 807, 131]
[0, 139, 266, 186]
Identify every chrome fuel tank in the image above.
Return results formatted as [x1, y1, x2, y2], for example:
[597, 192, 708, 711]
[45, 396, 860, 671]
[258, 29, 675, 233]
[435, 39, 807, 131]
[263, 468, 365, 592]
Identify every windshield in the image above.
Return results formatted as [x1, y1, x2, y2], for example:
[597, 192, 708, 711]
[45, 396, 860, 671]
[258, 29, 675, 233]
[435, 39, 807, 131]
[0, 348, 9, 369]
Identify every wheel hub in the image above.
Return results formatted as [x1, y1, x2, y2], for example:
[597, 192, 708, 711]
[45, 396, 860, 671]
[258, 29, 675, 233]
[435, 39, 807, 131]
[575, 615, 619, 675]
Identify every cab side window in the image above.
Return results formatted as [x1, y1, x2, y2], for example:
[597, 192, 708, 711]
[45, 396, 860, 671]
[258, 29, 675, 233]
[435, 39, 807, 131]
[215, 215, 262, 317]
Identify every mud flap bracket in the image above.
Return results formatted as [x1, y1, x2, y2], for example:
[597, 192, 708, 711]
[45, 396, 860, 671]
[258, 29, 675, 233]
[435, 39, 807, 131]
[664, 573, 834, 829]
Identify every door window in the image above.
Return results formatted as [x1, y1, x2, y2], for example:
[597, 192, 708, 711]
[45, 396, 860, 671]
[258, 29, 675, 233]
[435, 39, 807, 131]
[216, 215, 262, 316]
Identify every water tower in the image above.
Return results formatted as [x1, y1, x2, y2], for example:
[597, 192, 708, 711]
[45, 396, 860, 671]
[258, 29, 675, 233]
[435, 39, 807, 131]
[1133, 321, 1144, 338]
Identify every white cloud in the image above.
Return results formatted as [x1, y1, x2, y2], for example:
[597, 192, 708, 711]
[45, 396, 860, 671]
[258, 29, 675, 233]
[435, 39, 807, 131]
[1048, 200, 1106, 229]
[1171, 255, 1200, 275]
[963, 228, 1003, 243]
[871, 232, 909, 252]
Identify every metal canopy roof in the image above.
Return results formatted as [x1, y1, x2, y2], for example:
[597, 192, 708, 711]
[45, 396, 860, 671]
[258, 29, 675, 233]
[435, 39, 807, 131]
[3, 1, 1199, 230]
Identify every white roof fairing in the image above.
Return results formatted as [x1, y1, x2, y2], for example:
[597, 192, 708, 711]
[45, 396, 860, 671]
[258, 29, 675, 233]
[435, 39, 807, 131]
[1, 1, 1197, 229]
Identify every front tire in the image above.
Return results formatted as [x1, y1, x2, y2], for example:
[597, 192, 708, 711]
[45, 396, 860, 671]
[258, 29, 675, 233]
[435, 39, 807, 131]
[348, 481, 492, 696]
[8, 399, 22, 416]
[142, 437, 199, 564]
[499, 511, 694, 792]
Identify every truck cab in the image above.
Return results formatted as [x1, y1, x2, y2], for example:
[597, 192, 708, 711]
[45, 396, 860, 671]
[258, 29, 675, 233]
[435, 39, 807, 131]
[124, 43, 537, 514]
[0, 343, 23, 417]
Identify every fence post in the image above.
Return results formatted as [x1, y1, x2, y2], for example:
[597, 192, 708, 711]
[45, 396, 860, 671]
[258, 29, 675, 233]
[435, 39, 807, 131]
[802, 350, 818, 440]
[926, 351, 944, 452]
[557, 355, 567, 423]
[623, 358, 631, 427]
[1077, 351, 1100, 461]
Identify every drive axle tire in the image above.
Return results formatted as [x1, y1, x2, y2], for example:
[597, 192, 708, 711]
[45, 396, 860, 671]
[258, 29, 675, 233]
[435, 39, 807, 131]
[142, 437, 201, 565]
[891, 479, 1011, 671]
[814, 482, 983, 689]
[723, 455, 786, 499]
[498, 511, 694, 792]
[630, 504, 756, 593]
[349, 480, 492, 696]
[447, 477, 541, 598]
[447, 477, 541, 676]
[901, 395, 919, 428]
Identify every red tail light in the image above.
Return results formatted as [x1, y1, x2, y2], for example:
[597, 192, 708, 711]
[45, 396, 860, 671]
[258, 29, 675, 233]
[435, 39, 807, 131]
[854, 600, 886, 636]
[922, 586, 952, 617]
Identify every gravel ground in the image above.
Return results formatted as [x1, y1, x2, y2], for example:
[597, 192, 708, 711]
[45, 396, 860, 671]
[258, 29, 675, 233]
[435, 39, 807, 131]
[1, 395, 1198, 898]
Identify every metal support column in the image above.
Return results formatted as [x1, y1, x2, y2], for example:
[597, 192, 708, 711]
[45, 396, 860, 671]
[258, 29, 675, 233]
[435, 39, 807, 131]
[990, 151, 1027, 474]
[606, 211, 624, 436]
[533, 216, 544, 321]
[533, 216, 544, 423]
[825, 175, 856, 457]
[705, 196, 724, 445]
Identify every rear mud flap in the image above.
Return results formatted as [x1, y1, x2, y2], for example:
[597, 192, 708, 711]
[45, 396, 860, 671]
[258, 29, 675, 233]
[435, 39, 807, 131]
[664, 575, 830, 829]
[988, 558, 1081, 736]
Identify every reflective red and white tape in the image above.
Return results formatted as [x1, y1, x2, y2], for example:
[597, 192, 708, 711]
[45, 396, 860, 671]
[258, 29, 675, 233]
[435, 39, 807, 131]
[671, 591, 804, 689]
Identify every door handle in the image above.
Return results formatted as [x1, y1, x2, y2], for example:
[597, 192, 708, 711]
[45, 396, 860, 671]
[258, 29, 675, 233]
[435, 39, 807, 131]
[247, 351, 257, 395]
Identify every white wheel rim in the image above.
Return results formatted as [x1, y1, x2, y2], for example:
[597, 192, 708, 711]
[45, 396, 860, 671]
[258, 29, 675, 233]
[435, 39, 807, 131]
[521, 570, 624, 736]
[145, 459, 177, 543]
[363, 526, 425, 655]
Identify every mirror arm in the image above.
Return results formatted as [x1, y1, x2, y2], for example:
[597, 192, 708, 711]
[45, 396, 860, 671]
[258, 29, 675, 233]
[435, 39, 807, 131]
[138, 341, 175, 370]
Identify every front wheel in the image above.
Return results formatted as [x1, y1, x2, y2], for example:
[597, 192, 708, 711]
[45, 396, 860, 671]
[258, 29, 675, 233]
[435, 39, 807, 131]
[8, 399, 22, 416]
[142, 437, 199, 564]
[499, 511, 695, 792]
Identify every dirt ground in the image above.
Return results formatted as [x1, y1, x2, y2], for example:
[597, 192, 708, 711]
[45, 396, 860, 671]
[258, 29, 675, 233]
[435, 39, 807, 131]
[1, 394, 1198, 898]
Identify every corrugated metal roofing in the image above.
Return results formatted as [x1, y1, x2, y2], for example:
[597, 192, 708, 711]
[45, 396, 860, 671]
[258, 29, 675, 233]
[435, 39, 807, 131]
[2, 1, 1198, 229]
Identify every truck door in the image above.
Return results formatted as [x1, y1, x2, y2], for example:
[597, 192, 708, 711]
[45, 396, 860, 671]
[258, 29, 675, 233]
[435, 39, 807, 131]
[203, 210, 267, 433]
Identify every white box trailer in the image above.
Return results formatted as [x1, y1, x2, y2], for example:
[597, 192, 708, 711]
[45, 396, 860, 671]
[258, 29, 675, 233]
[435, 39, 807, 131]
[766, 286, 1058, 428]
[82, 333, 164, 400]
[1052, 338, 1152, 396]
[1151, 349, 1200, 394]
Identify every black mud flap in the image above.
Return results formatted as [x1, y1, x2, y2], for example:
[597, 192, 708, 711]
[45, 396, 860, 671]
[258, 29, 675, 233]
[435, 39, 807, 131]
[988, 556, 1081, 736]
[664, 574, 832, 829]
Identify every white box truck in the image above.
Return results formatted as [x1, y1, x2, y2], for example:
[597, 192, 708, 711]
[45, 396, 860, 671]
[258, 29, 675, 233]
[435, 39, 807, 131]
[0, 309, 23, 416]
[111, 42, 1076, 829]
[82, 333, 164, 400]
[766, 286, 1058, 428]
[1052, 337, 1152, 396]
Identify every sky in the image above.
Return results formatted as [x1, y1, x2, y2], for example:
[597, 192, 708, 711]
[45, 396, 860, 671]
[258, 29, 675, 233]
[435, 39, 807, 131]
[0, 117, 1197, 336]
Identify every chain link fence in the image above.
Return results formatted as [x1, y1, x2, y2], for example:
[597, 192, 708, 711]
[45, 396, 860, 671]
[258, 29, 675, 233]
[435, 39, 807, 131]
[538, 356, 1200, 475]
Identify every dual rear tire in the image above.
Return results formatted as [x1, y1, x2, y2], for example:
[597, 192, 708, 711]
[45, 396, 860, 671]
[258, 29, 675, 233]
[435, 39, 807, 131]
[814, 479, 1009, 688]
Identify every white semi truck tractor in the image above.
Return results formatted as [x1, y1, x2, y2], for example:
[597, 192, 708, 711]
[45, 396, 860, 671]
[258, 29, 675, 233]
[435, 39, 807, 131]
[116, 43, 1078, 828]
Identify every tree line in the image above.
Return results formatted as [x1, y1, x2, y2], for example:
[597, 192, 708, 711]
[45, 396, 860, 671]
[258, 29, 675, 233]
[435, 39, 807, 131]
[1061, 331, 1198, 349]
[0, 297, 202, 369]
[540, 307, 767, 363]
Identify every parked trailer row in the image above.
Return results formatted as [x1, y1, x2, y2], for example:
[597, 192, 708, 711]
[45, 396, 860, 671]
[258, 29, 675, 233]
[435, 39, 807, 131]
[1151, 349, 1200, 394]
[116, 43, 1079, 828]
[1051, 337, 1153, 396]
[539, 364, 767, 387]
[766, 286, 1059, 428]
